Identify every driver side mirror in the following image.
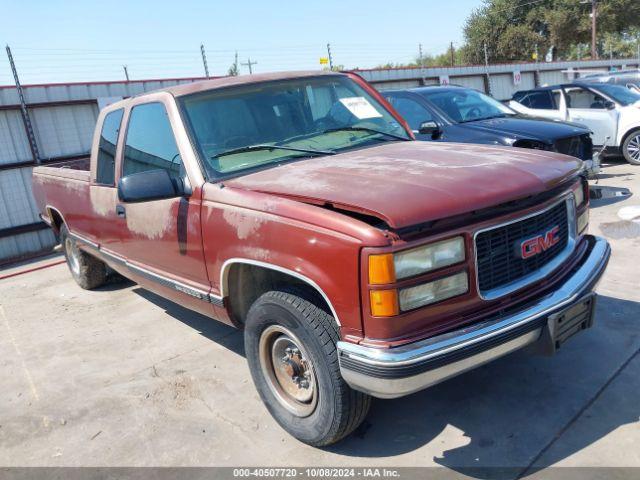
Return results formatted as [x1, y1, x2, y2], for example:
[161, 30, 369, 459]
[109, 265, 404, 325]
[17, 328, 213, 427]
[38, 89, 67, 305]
[418, 120, 441, 138]
[604, 100, 616, 110]
[118, 169, 186, 203]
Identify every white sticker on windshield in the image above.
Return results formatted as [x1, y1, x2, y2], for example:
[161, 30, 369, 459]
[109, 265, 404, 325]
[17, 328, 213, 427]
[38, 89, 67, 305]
[339, 97, 383, 119]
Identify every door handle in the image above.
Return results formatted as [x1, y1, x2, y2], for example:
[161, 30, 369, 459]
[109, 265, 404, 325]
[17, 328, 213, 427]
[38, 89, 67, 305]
[116, 204, 126, 218]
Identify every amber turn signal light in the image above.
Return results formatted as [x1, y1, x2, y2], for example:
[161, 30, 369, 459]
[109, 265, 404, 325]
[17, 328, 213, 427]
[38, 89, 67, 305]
[370, 289, 399, 317]
[369, 253, 396, 284]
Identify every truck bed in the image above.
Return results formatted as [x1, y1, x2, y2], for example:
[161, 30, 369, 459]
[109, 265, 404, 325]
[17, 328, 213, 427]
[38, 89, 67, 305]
[33, 157, 91, 182]
[32, 157, 93, 238]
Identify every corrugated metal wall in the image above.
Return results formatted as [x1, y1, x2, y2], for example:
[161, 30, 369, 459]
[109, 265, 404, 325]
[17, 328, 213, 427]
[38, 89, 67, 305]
[0, 77, 207, 263]
[358, 58, 640, 100]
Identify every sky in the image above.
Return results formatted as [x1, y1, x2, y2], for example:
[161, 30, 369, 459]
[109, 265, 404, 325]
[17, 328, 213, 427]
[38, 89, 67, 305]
[0, 0, 483, 85]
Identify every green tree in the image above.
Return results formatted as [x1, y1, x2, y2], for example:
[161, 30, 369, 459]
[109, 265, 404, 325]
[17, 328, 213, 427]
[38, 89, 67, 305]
[462, 0, 640, 63]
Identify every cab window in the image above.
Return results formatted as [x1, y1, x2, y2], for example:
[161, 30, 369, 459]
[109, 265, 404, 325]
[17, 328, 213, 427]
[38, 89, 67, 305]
[122, 103, 182, 179]
[95, 109, 123, 185]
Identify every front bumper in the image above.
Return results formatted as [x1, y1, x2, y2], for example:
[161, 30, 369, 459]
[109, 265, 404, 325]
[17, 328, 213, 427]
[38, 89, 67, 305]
[337, 235, 611, 399]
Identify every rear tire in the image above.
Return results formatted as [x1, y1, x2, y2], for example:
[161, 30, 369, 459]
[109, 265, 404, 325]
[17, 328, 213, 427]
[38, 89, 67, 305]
[244, 290, 371, 446]
[622, 129, 640, 165]
[60, 225, 107, 290]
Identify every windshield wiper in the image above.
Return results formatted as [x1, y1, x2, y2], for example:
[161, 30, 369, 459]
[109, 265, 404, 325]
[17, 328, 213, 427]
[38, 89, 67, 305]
[213, 144, 335, 159]
[459, 114, 508, 123]
[322, 126, 410, 141]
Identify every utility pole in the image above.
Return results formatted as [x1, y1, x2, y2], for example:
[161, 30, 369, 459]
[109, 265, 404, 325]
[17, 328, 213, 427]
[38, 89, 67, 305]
[234, 51, 239, 74]
[123, 65, 130, 81]
[200, 44, 210, 78]
[590, 0, 598, 59]
[418, 43, 426, 84]
[326, 43, 334, 70]
[450, 41, 455, 67]
[483, 42, 492, 96]
[241, 58, 257, 74]
[577, 44, 582, 61]
[609, 40, 613, 69]
[6, 45, 40, 163]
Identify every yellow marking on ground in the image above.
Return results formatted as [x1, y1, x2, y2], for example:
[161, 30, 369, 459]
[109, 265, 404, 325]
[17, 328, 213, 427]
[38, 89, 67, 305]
[1, 305, 40, 401]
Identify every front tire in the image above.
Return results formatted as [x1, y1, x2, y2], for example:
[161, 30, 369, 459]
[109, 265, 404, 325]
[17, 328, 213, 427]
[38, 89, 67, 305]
[60, 225, 107, 290]
[622, 129, 640, 165]
[244, 291, 371, 446]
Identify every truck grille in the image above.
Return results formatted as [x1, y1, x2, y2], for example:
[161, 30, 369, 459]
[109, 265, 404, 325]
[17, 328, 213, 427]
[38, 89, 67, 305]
[475, 200, 570, 295]
[554, 135, 592, 160]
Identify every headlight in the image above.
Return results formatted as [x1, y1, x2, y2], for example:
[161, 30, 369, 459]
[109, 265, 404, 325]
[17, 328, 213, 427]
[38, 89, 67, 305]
[578, 209, 589, 233]
[392, 236, 465, 280]
[398, 272, 468, 311]
[573, 182, 585, 207]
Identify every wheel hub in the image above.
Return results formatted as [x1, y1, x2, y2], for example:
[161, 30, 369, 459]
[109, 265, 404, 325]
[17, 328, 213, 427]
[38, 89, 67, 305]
[259, 325, 318, 417]
[628, 135, 640, 162]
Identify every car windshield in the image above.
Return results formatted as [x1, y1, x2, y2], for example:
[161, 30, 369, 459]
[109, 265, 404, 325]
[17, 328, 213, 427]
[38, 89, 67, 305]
[179, 75, 410, 178]
[589, 83, 640, 106]
[420, 89, 515, 123]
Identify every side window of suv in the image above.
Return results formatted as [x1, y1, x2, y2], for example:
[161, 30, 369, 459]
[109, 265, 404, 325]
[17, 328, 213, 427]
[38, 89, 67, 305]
[517, 91, 556, 109]
[565, 87, 606, 109]
[95, 108, 124, 185]
[387, 96, 434, 131]
[122, 102, 182, 179]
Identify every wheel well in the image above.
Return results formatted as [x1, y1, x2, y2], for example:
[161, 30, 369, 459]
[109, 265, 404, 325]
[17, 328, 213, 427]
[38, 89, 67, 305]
[225, 263, 332, 325]
[621, 127, 640, 146]
[48, 208, 64, 234]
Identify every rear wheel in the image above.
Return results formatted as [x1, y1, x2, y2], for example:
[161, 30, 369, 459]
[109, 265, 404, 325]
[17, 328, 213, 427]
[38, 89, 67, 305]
[244, 290, 371, 446]
[60, 225, 107, 290]
[622, 129, 640, 165]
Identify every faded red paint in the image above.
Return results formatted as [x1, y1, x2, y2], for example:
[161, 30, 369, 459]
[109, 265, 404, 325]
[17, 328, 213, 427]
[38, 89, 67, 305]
[31, 70, 588, 348]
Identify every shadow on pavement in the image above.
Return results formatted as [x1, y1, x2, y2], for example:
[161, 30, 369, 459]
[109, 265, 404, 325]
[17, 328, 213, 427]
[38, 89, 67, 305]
[125, 285, 638, 479]
[589, 185, 632, 208]
[133, 287, 245, 356]
[327, 294, 640, 478]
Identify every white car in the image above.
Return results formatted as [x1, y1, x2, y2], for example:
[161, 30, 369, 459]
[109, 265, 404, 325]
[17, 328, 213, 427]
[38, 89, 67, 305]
[509, 82, 640, 165]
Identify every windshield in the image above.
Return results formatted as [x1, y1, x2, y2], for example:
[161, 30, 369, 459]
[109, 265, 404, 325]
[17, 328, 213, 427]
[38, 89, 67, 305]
[589, 83, 640, 106]
[179, 75, 410, 178]
[420, 89, 515, 123]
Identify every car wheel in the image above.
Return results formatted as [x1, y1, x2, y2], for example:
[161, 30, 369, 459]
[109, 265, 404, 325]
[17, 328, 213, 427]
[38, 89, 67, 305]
[244, 290, 371, 446]
[622, 129, 640, 165]
[60, 225, 107, 289]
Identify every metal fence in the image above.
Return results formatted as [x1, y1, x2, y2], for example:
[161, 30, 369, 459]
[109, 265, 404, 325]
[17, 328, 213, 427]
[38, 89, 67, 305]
[1, 57, 639, 263]
[0, 77, 207, 263]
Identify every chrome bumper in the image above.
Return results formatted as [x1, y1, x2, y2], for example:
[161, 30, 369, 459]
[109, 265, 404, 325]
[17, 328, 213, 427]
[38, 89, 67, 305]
[338, 235, 611, 399]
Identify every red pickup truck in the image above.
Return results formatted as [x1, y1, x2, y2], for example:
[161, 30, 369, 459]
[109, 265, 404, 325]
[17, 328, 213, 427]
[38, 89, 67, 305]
[33, 71, 610, 446]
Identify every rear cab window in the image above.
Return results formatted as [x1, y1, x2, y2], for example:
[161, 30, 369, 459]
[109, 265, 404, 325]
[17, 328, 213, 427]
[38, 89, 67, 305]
[95, 109, 124, 185]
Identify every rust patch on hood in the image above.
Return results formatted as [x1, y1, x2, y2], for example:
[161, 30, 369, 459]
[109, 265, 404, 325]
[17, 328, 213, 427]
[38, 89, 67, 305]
[225, 142, 581, 229]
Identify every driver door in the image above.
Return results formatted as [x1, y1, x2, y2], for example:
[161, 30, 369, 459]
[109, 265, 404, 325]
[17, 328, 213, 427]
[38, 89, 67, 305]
[107, 97, 213, 316]
[564, 86, 618, 147]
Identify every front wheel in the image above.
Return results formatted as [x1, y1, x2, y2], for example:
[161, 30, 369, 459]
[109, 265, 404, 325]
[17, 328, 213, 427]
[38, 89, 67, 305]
[622, 129, 640, 165]
[244, 291, 371, 446]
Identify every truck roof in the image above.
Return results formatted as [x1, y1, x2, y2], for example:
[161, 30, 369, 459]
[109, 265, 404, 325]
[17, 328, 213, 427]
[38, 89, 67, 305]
[158, 70, 345, 98]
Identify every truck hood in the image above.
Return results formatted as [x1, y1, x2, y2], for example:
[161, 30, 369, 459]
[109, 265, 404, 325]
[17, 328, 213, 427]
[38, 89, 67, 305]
[224, 142, 581, 229]
[462, 115, 591, 143]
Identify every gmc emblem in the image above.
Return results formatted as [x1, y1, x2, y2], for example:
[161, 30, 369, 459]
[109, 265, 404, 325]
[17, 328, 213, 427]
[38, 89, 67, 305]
[518, 226, 561, 259]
